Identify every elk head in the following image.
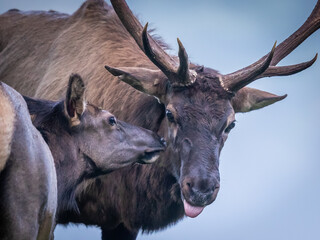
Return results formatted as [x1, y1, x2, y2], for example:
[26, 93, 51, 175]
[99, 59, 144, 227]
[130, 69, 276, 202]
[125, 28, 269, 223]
[105, 0, 319, 217]
[26, 74, 166, 174]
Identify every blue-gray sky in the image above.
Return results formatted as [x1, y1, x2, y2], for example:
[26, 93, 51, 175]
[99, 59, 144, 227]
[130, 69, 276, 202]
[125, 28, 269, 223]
[0, 0, 319, 239]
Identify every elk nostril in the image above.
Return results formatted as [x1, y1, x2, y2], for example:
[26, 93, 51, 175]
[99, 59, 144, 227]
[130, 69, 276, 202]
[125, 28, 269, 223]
[186, 182, 192, 188]
[211, 182, 219, 190]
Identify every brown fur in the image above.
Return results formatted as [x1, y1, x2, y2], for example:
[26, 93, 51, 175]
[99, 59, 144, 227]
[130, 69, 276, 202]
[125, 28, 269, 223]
[24, 73, 165, 224]
[0, 1, 157, 113]
[0, 1, 318, 239]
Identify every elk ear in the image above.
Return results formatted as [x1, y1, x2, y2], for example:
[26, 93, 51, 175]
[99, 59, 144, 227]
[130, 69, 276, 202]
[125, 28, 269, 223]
[105, 65, 167, 101]
[232, 87, 287, 113]
[65, 74, 86, 126]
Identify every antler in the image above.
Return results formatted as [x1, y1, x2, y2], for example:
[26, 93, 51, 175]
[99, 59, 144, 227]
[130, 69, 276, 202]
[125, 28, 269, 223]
[111, 0, 319, 91]
[220, 42, 277, 92]
[110, 0, 195, 86]
[222, 0, 320, 92]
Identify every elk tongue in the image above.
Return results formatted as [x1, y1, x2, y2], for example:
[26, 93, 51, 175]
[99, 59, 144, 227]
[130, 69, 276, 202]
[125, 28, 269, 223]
[183, 199, 204, 218]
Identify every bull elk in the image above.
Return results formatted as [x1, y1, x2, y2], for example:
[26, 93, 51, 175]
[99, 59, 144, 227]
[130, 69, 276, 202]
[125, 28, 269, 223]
[0, 0, 319, 239]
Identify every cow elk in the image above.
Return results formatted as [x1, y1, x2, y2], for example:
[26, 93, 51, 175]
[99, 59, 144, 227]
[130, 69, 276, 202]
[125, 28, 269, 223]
[0, 82, 57, 240]
[24, 73, 165, 222]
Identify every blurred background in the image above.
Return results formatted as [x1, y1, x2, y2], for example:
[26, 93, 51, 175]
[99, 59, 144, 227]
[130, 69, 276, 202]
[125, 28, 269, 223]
[0, 0, 319, 239]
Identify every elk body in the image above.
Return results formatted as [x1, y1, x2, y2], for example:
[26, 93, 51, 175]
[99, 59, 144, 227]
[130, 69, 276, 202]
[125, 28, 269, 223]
[24, 74, 165, 222]
[0, 82, 57, 240]
[0, 0, 319, 239]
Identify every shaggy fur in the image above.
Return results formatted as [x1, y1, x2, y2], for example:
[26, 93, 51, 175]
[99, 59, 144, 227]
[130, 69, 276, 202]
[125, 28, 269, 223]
[1, 1, 318, 239]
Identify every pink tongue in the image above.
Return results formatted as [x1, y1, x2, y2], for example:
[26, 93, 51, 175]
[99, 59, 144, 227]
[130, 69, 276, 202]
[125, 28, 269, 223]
[183, 199, 205, 218]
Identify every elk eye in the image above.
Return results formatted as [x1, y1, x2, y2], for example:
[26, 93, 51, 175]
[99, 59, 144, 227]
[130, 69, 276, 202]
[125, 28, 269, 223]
[225, 121, 235, 133]
[108, 116, 117, 126]
[166, 109, 175, 123]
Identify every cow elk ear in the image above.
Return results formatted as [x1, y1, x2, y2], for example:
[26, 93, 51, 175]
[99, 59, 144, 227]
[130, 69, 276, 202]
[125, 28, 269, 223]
[232, 87, 287, 113]
[105, 65, 167, 102]
[65, 74, 86, 126]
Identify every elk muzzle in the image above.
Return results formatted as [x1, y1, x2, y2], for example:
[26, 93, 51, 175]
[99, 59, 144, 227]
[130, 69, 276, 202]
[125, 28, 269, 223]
[179, 138, 221, 218]
[181, 176, 220, 218]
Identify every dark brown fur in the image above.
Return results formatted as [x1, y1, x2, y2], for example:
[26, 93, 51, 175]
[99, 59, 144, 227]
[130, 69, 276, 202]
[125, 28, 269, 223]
[23, 74, 165, 223]
[0, 1, 318, 239]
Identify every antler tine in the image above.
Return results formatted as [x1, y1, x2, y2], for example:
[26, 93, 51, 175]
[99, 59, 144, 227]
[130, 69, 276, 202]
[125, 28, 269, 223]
[222, 42, 276, 92]
[111, 0, 195, 85]
[177, 38, 189, 81]
[142, 24, 196, 85]
[253, 0, 320, 80]
[221, 0, 320, 91]
[258, 53, 318, 78]
[270, 1, 320, 66]
[142, 23, 177, 79]
[111, 0, 178, 79]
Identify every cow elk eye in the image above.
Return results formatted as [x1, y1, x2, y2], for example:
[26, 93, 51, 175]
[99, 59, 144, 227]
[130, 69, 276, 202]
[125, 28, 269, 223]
[225, 121, 235, 134]
[166, 109, 175, 123]
[108, 116, 117, 126]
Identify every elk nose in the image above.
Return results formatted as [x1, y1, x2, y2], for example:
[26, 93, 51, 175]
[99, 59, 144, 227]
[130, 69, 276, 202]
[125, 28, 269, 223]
[182, 177, 220, 205]
[186, 178, 219, 193]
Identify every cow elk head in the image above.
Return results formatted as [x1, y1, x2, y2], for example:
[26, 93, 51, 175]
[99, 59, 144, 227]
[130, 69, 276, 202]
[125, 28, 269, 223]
[28, 74, 166, 175]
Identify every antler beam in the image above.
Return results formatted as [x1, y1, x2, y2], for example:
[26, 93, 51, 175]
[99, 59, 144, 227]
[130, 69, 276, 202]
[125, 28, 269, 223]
[222, 0, 320, 91]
